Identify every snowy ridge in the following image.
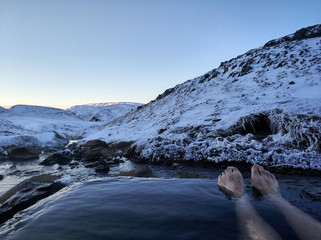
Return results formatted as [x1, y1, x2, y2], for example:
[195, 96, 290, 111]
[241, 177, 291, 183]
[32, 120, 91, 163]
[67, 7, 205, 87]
[85, 24, 321, 170]
[0, 105, 94, 148]
[0, 103, 143, 148]
[68, 102, 143, 122]
[0, 107, 7, 113]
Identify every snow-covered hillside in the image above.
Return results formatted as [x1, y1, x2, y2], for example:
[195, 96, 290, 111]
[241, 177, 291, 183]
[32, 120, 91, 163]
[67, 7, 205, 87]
[0, 105, 93, 148]
[84, 24, 321, 170]
[0, 107, 7, 113]
[68, 102, 143, 122]
[0, 103, 144, 148]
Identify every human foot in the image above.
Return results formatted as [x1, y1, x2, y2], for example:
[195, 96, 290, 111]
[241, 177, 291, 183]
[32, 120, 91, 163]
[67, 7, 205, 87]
[218, 166, 245, 199]
[251, 164, 279, 195]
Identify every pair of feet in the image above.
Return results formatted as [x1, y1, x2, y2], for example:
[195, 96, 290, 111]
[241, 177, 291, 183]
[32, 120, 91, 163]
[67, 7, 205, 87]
[218, 164, 279, 199]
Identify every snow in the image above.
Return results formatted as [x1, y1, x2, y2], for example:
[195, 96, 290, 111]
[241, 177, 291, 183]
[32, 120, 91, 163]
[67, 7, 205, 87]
[67, 102, 143, 122]
[0, 103, 141, 148]
[56, 175, 73, 185]
[83, 25, 321, 170]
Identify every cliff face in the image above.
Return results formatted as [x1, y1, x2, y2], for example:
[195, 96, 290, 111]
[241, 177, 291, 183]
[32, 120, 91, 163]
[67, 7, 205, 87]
[85, 24, 321, 170]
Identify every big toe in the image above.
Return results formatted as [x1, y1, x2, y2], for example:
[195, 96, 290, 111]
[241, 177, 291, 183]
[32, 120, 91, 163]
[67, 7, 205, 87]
[251, 164, 261, 175]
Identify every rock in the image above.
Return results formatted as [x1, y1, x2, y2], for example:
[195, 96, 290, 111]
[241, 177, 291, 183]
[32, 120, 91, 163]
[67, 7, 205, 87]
[39, 153, 72, 166]
[0, 175, 4, 181]
[82, 140, 109, 149]
[7, 146, 40, 160]
[84, 159, 110, 173]
[176, 170, 208, 179]
[66, 142, 78, 151]
[0, 174, 65, 224]
[69, 161, 79, 167]
[95, 161, 110, 173]
[0, 147, 9, 160]
[114, 167, 157, 178]
[81, 147, 115, 162]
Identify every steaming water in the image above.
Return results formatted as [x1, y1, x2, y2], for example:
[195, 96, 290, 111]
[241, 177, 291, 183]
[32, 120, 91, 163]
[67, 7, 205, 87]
[1, 177, 316, 240]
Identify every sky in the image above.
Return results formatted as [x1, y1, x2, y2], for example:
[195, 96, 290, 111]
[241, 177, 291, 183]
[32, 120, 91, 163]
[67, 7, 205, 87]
[0, 0, 320, 109]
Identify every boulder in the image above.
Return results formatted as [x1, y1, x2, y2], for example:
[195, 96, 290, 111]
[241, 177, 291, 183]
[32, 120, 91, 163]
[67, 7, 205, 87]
[81, 147, 115, 162]
[66, 142, 78, 151]
[84, 159, 110, 173]
[7, 146, 40, 160]
[0, 175, 4, 181]
[114, 167, 157, 178]
[94, 161, 110, 173]
[40, 153, 72, 166]
[82, 140, 109, 149]
[0, 174, 65, 224]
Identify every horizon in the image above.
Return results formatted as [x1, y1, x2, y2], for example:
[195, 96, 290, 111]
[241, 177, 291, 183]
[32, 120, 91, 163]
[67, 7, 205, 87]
[0, 101, 143, 110]
[1, 0, 321, 109]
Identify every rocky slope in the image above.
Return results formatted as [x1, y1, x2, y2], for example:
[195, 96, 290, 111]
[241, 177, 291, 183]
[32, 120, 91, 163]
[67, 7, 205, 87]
[84, 24, 321, 170]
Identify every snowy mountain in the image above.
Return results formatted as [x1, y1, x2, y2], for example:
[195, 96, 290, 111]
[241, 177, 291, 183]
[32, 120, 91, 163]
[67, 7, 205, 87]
[0, 107, 7, 113]
[0, 105, 96, 148]
[68, 102, 143, 122]
[0, 103, 143, 148]
[84, 24, 321, 170]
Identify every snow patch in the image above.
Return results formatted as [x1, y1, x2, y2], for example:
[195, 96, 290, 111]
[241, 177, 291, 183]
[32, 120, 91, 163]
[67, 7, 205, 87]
[56, 175, 73, 185]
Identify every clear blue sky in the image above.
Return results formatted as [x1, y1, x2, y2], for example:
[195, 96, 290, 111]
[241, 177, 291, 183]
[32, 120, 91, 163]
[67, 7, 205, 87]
[0, 0, 320, 108]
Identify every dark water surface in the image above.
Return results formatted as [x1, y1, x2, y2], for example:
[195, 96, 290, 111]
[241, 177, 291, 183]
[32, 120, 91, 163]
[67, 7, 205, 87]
[1, 177, 317, 240]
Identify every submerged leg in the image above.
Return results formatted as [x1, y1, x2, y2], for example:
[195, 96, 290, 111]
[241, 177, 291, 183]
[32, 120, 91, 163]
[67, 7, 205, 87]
[218, 166, 281, 240]
[251, 164, 321, 240]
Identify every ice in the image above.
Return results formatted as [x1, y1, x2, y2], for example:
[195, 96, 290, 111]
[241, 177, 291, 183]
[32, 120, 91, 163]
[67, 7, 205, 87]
[56, 175, 73, 185]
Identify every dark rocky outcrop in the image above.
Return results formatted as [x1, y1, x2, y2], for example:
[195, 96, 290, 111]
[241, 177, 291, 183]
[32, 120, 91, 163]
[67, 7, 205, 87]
[81, 147, 115, 162]
[94, 160, 110, 173]
[222, 113, 274, 139]
[82, 139, 109, 149]
[84, 159, 110, 173]
[155, 87, 176, 101]
[264, 24, 321, 48]
[73, 140, 135, 162]
[7, 146, 40, 160]
[114, 167, 157, 178]
[39, 153, 72, 166]
[0, 174, 65, 224]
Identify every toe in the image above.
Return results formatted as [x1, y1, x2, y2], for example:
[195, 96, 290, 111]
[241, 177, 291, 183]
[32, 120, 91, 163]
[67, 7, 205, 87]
[251, 164, 260, 175]
[271, 174, 276, 180]
[258, 166, 264, 174]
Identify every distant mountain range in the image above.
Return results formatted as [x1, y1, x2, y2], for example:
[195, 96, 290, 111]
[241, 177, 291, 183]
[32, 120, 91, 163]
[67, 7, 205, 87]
[67, 102, 143, 122]
[0, 103, 143, 148]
